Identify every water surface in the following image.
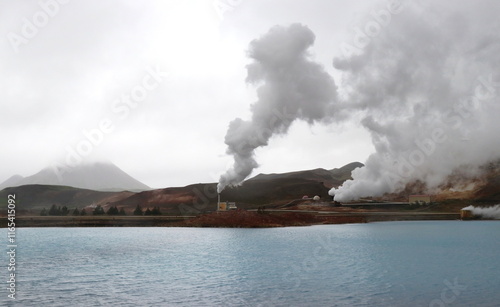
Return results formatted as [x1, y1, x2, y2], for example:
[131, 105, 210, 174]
[3, 221, 499, 306]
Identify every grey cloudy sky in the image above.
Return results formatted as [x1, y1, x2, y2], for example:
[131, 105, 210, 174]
[1, 0, 378, 188]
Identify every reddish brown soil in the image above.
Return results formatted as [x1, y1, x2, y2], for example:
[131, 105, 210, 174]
[171, 210, 365, 228]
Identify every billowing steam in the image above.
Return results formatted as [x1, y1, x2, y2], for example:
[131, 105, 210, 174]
[462, 205, 500, 219]
[219, 1, 500, 199]
[217, 23, 338, 193]
[329, 0, 500, 201]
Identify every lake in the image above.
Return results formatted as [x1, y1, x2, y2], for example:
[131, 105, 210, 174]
[3, 221, 500, 306]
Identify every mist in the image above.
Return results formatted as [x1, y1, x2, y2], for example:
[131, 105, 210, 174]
[462, 205, 500, 219]
[330, 0, 500, 201]
[218, 1, 500, 200]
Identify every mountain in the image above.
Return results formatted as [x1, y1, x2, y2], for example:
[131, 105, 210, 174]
[249, 162, 364, 188]
[329, 162, 364, 182]
[2, 162, 150, 192]
[0, 174, 24, 190]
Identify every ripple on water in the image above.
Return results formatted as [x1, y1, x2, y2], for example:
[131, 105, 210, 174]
[5, 222, 500, 306]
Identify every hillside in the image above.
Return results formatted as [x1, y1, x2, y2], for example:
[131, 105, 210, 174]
[0, 174, 24, 190]
[371, 160, 500, 206]
[248, 161, 364, 188]
[329, 162, 364, 182]
[3, 161, 498, 217]
[0, 185, 133, 215]
[1, 162, 363, 215]
[108, 162, 365, 214]
[0, 161, 150, 192]
[473, 161, 500, 201]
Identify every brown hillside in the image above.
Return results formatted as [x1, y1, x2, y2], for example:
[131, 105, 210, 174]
[0, 185, 133, 215]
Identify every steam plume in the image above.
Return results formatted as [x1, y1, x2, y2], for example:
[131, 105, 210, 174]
[217, 23, 338, 193]
[218, 1, 500, 199]
[462, 205, 500, 219]
[330, 0, 500, 201]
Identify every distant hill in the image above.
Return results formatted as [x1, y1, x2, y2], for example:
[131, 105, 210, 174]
[0, 174, 24, 190]
[1, 162, 364, 215]
[104, 178, 331, 215]
[249, 162, 364, 188]
[2, 161, 499, 217]
[0, 162, 150, 192]
[100, 162, 365, 214]
[473, 161, 500, 201]
[372, 160, 500, 203]
[329, 162, 364, 182]
[2, 161, 500, 216]
[0, 184, 134, 215]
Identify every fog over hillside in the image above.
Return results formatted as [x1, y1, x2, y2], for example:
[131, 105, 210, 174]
[0, 162, 150, 192]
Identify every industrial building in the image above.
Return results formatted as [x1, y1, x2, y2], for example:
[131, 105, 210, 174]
[217, 202, 237, 211]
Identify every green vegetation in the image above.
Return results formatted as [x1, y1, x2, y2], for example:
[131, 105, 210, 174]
[39, 205, 129, 216]
[106, 205, 119, 215]
[133, 205, 143, 216]
[47, 204, 69, 216]
[61, 206, 69, 216]
[93, 205, 105, 215]
[144, 206, 162, 216]
[131, 205, 161, 216]
[151, 206, 161, 215]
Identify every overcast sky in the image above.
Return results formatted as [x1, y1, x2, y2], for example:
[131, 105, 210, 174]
[1, 0, 389, 188]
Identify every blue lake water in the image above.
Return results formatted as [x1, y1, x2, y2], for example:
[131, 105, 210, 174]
[2, 221, 500, 306]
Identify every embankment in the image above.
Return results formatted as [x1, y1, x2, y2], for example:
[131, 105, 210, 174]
[0, 210, 461, 228]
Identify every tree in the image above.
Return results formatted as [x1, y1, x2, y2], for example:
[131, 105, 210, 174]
[49, 204, 60, 216]
[119, 207, 127, 216]
[144, 208, 152, 216]
[151, 206, 161, 216]
[61, 206, 69, 216]
[72, 208, 80, 216]
[93, 205, 105, 216]
[80, 208, 87, 216]
[40, 208, 48, 216]
[106, 205, 119, 215]
[133, 205, 143, 216]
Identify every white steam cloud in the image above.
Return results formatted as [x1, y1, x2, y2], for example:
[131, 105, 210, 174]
[219, 1, 500, 199]
[330, 0, 500, 201]
[462, 205, 500, 219]
[217, 23, 338, 193]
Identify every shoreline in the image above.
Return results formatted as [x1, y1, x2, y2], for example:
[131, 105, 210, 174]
[0, 211, 462, 228]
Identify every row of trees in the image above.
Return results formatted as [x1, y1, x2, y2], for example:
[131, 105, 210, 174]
[40, 204, 162, 216]
[40, 205, 86, 216]
[132, 205, 162, 216]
